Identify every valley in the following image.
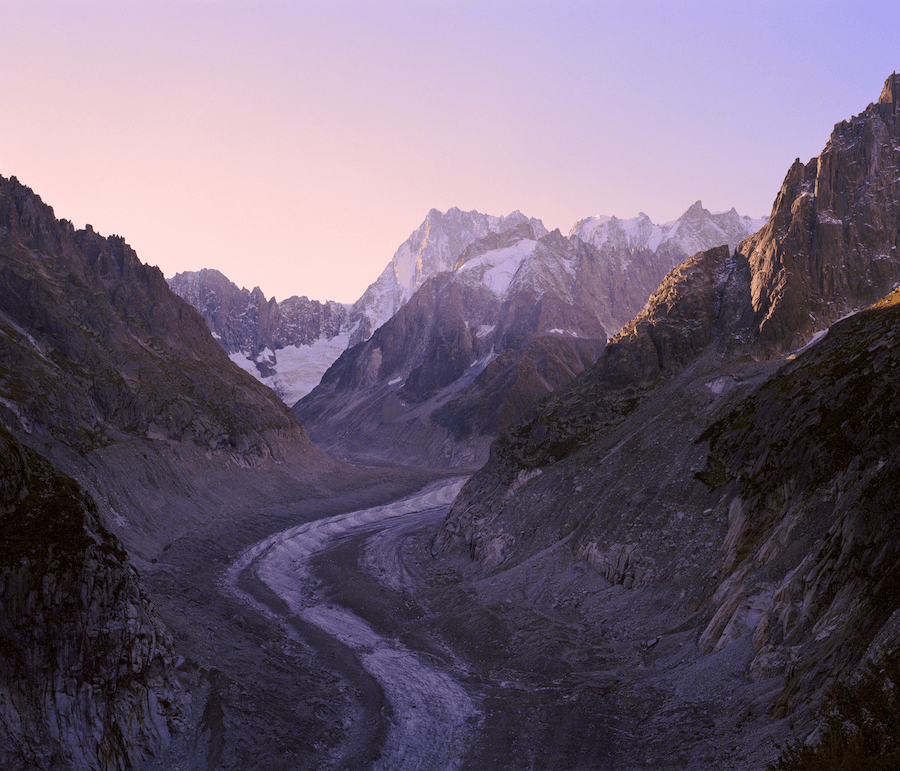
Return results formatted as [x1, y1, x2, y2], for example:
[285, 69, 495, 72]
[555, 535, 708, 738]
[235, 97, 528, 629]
[175, 461, 788, 770]
[2, 71, 900, 771]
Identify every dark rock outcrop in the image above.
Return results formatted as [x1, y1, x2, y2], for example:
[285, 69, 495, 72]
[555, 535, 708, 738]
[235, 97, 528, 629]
[696, 300, 900, 717]
[430, 72, 900, 766]
[0, 425, 185, 771]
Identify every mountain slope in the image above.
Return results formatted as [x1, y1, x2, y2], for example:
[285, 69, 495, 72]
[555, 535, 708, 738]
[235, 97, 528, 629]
[352, 207, 550, 343]
[0, 177, 317, 460]
[172, 203, 765, 409]
[431, 72, 900, 767]
[0, 175, 345, 770]
[293, 200, 768, 468]
[0, 425, 185, 771]
[166, 268, 352, 404]
[168, 208, 547, 404]
[294, 224, 608, 466]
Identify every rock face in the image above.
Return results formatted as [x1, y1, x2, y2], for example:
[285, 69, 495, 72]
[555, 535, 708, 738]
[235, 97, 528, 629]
[741, 70, 900, 350]
[696, 299, 900, 718]
[0, 426, 185, 771]
[294, 225, 608, 466]
[293, 203, 767, 468]
[0, 174, 338, 769]
[166, 269, 351, 404]
[570, 201, 766, 333]
[431, 72, 900, 766]
[172, 203, 766, 410]
[0, 176, 313, 459]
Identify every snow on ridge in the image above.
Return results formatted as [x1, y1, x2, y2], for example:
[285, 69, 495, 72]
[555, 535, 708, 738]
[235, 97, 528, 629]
[455, 239, 539, 297]
[571, 202, 768, 258]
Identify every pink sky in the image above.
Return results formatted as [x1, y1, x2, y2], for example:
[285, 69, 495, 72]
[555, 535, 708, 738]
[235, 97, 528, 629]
[2, 1, 898, 303]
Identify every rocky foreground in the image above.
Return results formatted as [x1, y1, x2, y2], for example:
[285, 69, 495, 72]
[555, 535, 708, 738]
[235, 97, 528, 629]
[433, 71, 900, 765]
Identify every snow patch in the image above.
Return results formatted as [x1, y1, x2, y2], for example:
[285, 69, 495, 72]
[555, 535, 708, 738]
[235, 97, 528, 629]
[456, 240, 539, 296]
[228, 332, 352, 405]
[475, 324, 495, 339]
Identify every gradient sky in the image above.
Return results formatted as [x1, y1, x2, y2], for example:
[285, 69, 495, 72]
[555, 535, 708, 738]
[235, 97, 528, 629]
[3, 1, 899, 303]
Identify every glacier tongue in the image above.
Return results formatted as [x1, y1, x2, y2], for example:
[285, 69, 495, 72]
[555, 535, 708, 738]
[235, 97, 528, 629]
[229, 331, 353, 406]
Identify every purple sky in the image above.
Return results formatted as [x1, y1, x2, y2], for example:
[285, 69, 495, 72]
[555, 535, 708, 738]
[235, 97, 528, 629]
[3, 1, 899, 303]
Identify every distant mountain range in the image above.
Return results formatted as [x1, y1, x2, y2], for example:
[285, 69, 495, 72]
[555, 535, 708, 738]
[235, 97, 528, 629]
[169, 202, 766, 413]
[3, 69, 900, 771]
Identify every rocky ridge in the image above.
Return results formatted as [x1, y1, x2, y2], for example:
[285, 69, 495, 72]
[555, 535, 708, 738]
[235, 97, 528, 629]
[741, 70, 900, 351]
[294, 224, 608, 466]
[293, 202, 768, 468]
[0, 176, 316, 461]
[431, 71, 900, 766]
[565, 201, 767, 346]
[166, 269, 352, 405]
[0, 175, 348, 770]
[354, 207, 550, 342]
[172, 203, 765, 411]
[0, 425, 186, 771]
[167, 208, 547, 405]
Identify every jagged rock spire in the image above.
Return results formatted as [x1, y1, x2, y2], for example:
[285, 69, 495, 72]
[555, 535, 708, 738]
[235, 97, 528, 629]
[879, 70, 899, 112]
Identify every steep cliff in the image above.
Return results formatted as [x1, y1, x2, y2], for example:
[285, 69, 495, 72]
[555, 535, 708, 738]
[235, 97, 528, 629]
[0, 425, 185, 771]
[740, 70, 900, 350]
[696, 300, 900, 717]
[294, 225, 608, 466]
[431, 72, 900, 766]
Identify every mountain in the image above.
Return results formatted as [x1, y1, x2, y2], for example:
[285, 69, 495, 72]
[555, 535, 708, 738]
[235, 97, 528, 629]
[293, 202, 767, 468]
[168, 208, 547, 405]
[172, 203, 765, 410]
[351, 207, 550, 343]
[0, 175, 345, 770]
[294, 223, 607, 466]
[571, 201, 765, 260]
[166, 268, 352, 405]
[431, 71, 900, 767]
[569, 200, 767, 335]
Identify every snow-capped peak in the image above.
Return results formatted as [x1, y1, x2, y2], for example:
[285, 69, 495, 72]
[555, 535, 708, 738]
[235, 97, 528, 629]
[570, 201, 767, 260]
[353, 207, 548, 335]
